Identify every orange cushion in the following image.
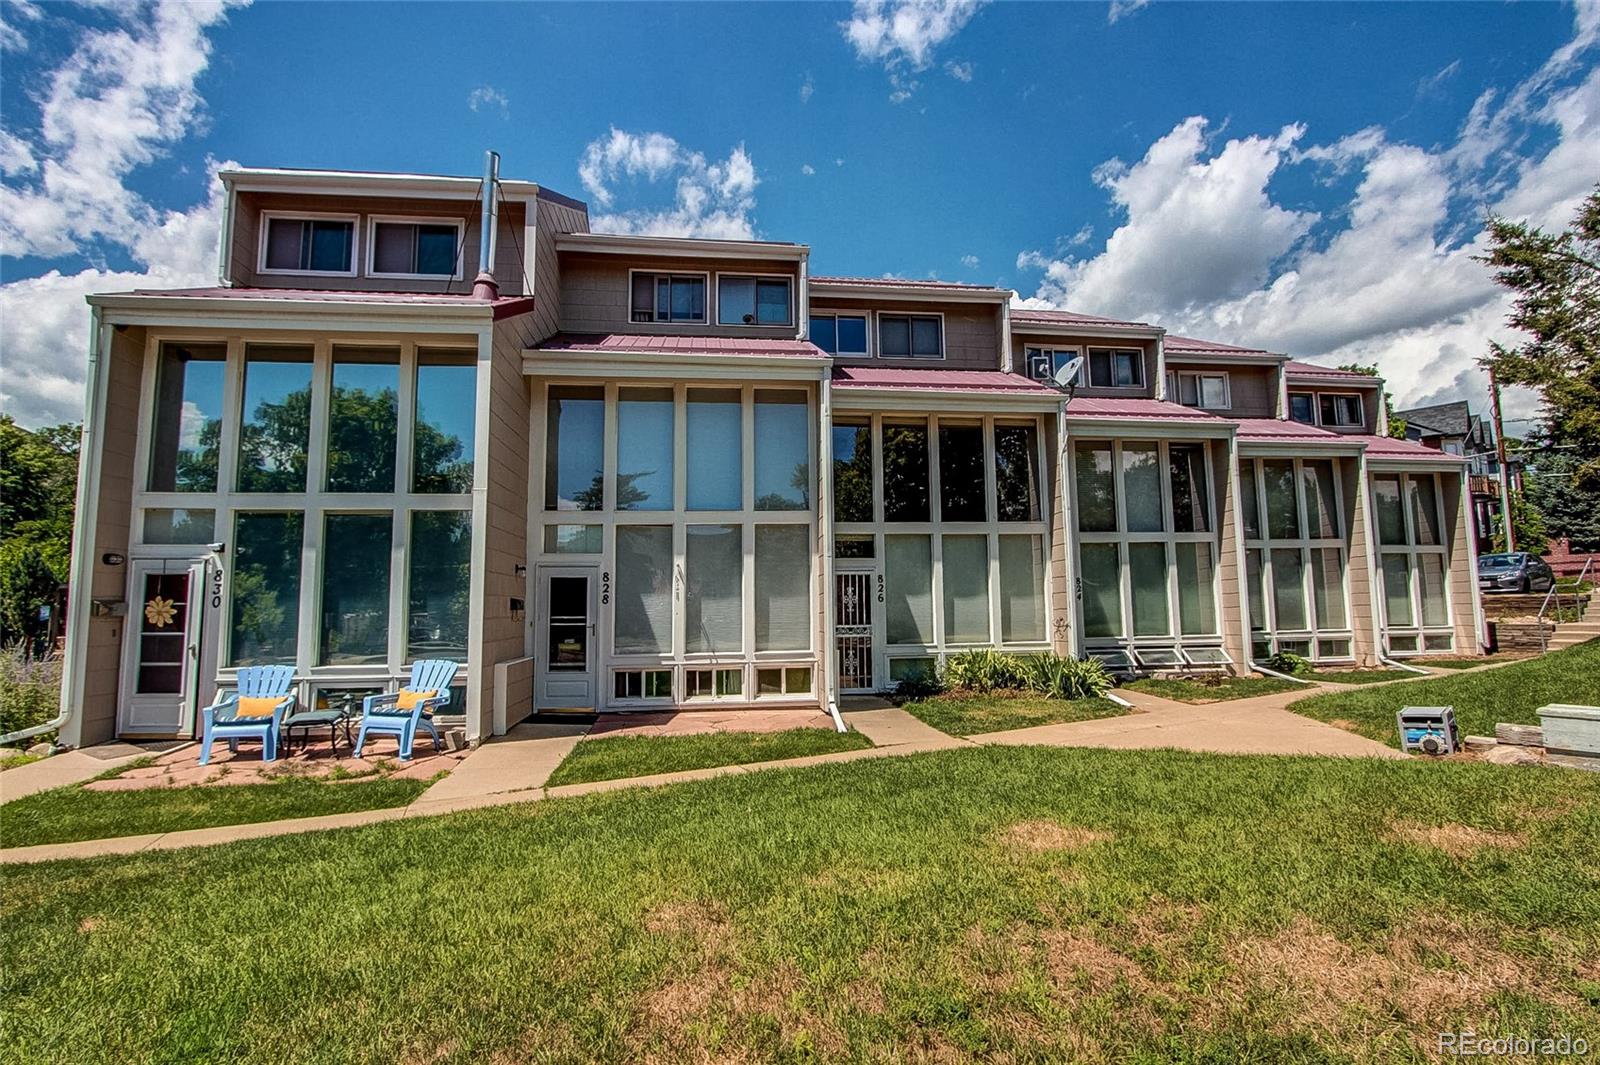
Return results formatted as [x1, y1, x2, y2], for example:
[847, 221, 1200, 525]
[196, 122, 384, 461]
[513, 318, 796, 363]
[235, 696, 281, 718]
[394, 689, 437, 711]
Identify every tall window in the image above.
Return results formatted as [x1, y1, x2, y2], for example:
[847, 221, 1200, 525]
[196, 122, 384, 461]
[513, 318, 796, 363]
[326, 347, 399, 493]
[408, 511, 471, 660]
[148, 342, 225, 492]
[718, 276, 791, 326]
[994, 424, 1041, 522]
[413, 350, 476, 493]
[938, 423, 985, 522]
[882, 422, 930, 522]
[832, 420, 873, 522]
[614, 525, 673, 654]
[319, 513, 392, 664]
[687, 389, 742, 509]
[1240, 456, 1350, 660]
[685, 525, 742, 653]
[545, 386, 604, 510]
[632, 273, 707, 324]
[755, 391, 809, 510]
[616, 387, 674, 510]
[1371, 471, 1452, 653]
[229, 511, 304, 665]
[756, 526, 810, 651]
[1073, 439, 1220, 655]
[237, 345, 313, 493]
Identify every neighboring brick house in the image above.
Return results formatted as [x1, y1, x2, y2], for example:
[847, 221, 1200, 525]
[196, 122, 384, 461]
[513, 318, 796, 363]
[55, 163, 1482, 748]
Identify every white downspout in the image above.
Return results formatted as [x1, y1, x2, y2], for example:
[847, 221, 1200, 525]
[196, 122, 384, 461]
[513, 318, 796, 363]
[1377, 654, 1431, 676]
[6, 310, 105, 747]
[1247, 659, 1316, 685]
[818, 370, 846, 732]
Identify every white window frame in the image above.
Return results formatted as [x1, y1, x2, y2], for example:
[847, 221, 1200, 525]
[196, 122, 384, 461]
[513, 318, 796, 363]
[610, 667, 673, 705]
[1166, 370, 1231, 410]
[875, 311, 946, 361]
[1239, 456, 1354, 662]
[809, 310, 870, 357]
[129, 331, 479, 719]
[1370, 470, 1453, 654]
[257, 210, 360, 278]
[1023, 345, 1084, 384]
[1318, 392, 1365, 428]
[365, 215, 467, 281]
[1070, 438, 1223, 658]
[1085, 347, 1145, 389]
[627, 269, 710, 325]
[714, 272, 794, 327]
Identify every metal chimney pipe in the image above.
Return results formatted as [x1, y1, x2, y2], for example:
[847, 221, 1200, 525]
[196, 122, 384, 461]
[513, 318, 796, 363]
[472, 149, 501, 300]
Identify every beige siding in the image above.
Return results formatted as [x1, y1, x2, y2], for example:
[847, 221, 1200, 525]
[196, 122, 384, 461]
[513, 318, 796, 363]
[1343, 458, 1379, 666]
[470, 313, 541, 736]
[1045, 417, 1072, 654]
[818, 297, 1003, 371]
[530, 197, 591, 342]
[72, 327, 147, 746]
[559, 253, 801, 338]
[231, 191, 527, 294]
[1442, 471, 1481, 653]
[1012, 332, 1159, 399]
[1213, 440, 1249, 672]
[1289, 383, 1384, 434]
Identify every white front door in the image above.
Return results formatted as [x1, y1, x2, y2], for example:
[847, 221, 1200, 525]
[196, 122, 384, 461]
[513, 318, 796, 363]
[535, 565, 598, 711]
[118, 559, 207, 736]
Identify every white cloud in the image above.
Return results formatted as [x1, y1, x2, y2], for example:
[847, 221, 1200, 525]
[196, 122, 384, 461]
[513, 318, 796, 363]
[799, 72, 814, 103]
[0, 0, 41, 51]
[945, 59, 973, 82]
[578, 128, 760, 240]
[1107, 0, 1151, 24]
[1014, 7, 1600, 417]
[960, 253, 979, 268]
[467, 85, 509, 117]
[842, 0, 983, 101]
[1417, 58, 1462, 98]
[835, 157, 846, 167]
[801, 163, 816, 176]
[0, 1, 246, 429]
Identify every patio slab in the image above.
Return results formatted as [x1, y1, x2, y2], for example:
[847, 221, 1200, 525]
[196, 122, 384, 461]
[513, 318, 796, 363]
[73, 736, 470, 793]
[842, 707, 970, 748]
[414, 722, 588, 806]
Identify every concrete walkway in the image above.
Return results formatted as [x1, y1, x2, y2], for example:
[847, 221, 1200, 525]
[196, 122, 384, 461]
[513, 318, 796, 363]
[844, 706, 972, 748]
[0, 742, 153, 804]
[976, 687, 1405, 759]
[409, 722, 588, 814]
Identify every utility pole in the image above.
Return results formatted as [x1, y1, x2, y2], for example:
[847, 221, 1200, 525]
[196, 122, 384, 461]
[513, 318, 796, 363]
[1488, 365, 1515, 552]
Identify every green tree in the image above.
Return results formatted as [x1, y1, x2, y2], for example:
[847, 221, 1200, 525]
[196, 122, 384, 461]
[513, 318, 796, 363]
[1477, 187, 1600, 489]
[0, 416, 79, 648]
[1336, 364, 1407, 437]
[1522, 449, 1600, 552]
[1490, 489, 1548, 553]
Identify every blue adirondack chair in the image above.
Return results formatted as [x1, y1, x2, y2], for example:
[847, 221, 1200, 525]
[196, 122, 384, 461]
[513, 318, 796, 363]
[198, 664, 297, 765]
[352, 660, 459, 760]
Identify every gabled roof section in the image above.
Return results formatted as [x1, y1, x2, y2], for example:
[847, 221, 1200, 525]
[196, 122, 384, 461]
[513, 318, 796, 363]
[218, 165, 561, 202]
[1164, 334, 1284, 360]
[554, 232, 808, 260]
[1233, 418, 1346, 443]
[1283, 359, 1381, 386]
[831, 366, 1053, 393]
[1066, 397, 1228, 422]
[810, 276, 1008, 304]
[1009, 306, 1164, 339]
[539, 332, 827, 359]
[1359, 434, 1470, 464]
[1394, 400, 1471, 436]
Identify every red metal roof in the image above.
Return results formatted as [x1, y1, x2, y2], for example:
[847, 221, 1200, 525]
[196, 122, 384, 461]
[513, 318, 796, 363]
[1066, 397, 1227, 422]
[1010, 307, 1156, 330]
[539, 332, 828, 359]
[1283, 359, 1379, 383]
[118, 286, 537, 320]
[1358, 434, 1469, 462]
[1233, 417, 1342, 441]
[811, 275, 1002, 291]
[1164, 334, 1282, 359]
[831, 366, 1055, 393]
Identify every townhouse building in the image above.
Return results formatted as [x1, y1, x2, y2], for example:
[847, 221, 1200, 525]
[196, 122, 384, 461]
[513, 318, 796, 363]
[56, 163, 1482, 748]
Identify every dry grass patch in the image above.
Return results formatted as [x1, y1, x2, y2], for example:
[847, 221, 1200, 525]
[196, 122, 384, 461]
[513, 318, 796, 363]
[1387, 819, 1526, 858]
[1000, 819, 1113, 853]
[1041, 929, 1151, 993]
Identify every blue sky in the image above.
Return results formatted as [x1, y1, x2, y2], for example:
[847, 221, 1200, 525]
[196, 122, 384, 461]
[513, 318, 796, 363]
[3, 0, 1598, 428]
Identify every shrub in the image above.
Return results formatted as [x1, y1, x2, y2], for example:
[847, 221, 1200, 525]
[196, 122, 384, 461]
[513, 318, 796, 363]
[941, 649, 1027, 693]
[893, 666, 943, 701]
[1018, 653, 1114, 700]
[1264, 651, 1310, 676]
[0, 643, 61, 739]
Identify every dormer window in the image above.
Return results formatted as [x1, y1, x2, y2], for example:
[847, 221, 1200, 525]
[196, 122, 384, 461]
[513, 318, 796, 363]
[369, 219, 463, 279]
[718, 275, 792, 326]
[810, 312, 869, 356]
[1087, 348, 1143, 388]
[1166, 370, 1230, 409]
[1288, 392, 1315, 424]
[879, 313, 943, 359]
[631, 272, 707, 323]
[1320, 393, 1364, 427]
[260, 214, 356, 275]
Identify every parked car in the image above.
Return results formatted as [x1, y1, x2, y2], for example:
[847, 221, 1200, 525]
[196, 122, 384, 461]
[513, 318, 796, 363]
[1477, 552, 1556, 593]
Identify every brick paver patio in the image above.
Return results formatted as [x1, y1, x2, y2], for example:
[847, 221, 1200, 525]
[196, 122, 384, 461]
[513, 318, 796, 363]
[584, 708, 837, 739]
[82, 737, 469, 792]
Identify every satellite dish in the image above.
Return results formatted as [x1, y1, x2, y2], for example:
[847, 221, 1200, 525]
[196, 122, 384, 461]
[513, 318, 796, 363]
[1052, 355, 1084, 391]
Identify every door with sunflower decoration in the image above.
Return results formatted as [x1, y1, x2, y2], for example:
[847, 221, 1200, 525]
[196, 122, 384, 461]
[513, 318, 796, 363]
[118, 560, 208, 736]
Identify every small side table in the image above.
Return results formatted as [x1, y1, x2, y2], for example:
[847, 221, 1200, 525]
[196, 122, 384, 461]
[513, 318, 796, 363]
[282, 697, 355, 758]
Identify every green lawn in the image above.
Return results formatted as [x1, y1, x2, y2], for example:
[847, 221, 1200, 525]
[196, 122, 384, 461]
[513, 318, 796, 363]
[901, 693, 1126, 736]
[0, 751, 45, 773]
[1298, 669, 1413, 685]
[4, 746, 1597, 1063]
[1425, 654, 1535, 670]
[0, 775, 432, 849]
[1292, 638, 1600, 747]
[1123, 674, 1304, 703]
[545, 727, 873, 787]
